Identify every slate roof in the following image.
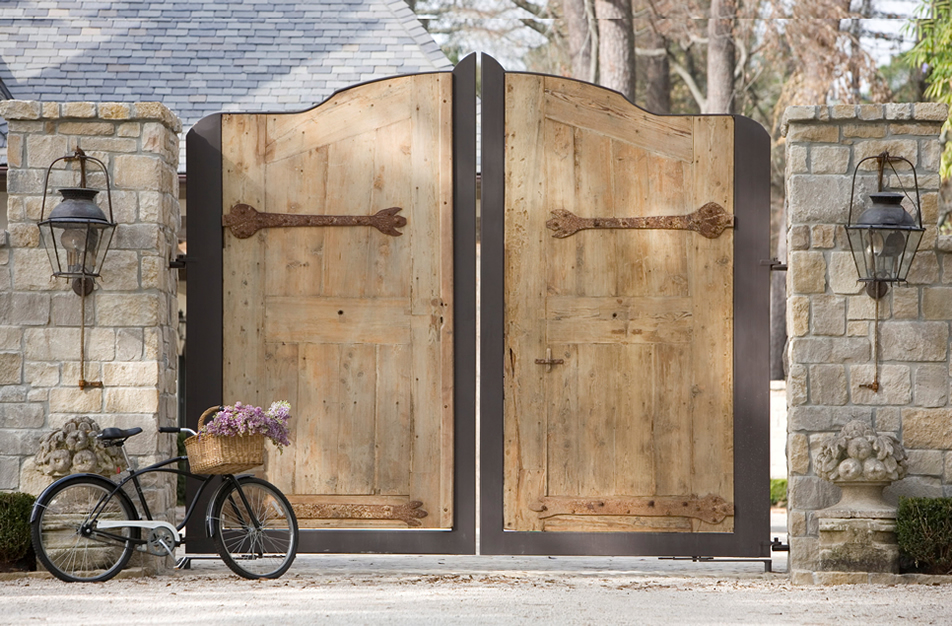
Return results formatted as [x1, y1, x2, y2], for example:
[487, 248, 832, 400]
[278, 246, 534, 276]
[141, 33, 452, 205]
[0, 0, 451, 170]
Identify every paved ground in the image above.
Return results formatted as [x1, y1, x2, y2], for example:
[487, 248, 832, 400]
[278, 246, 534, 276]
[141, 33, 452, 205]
[7, 511, 950, 626]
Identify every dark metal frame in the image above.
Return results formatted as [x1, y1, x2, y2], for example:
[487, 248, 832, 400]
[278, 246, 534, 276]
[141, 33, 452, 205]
[184, 54, 478, 554]
[478, 55, 771, 557]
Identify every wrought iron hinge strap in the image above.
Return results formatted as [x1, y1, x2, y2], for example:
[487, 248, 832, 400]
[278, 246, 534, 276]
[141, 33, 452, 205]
[223, 203, 407, 238]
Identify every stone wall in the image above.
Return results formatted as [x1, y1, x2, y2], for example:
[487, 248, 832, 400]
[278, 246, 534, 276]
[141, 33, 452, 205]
[0, 101, 181, 531]
[783, 103, 950, 578]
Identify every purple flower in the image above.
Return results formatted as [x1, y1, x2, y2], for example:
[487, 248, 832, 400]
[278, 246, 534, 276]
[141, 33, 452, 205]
[198, 400, 292, 450]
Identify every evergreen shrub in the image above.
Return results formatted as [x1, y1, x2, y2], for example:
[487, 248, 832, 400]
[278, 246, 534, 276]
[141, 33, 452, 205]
[897, 497, 952, 575]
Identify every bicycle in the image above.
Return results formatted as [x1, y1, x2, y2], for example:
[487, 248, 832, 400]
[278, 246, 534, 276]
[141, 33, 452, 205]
[29, 423, 299, 582]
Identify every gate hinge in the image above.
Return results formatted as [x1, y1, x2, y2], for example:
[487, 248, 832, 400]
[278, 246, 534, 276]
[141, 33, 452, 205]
[760, 258, 787, 271]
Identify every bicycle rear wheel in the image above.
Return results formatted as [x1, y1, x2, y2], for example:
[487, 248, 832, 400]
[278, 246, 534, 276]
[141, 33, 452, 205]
[31, 475, 139, 582]
[211, 476, 298, 579]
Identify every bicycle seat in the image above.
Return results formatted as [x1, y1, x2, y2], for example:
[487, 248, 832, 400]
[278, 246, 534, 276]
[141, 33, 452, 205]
[98, 427, 143, 441]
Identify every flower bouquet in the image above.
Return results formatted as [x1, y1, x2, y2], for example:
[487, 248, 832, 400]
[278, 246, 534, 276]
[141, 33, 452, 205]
[185, 401, 291, 475]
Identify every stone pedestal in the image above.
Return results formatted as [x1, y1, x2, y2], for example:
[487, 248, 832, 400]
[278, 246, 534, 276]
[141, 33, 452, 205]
[818, 513, 899, 574]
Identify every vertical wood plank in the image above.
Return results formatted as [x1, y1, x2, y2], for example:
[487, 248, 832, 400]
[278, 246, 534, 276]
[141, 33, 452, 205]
[615, 344, 656, 496]
[691, 116, 734, 531]
[337, 343, 377, 494]
[504, 73, 548, 530]
[222, 114, 268, 408]
[573, 127, 616, 298]
[374, 344, 412, 495]
[545, 343, 579, 496]
[263, 342, 299, 494]
[299, 343, 341, 493]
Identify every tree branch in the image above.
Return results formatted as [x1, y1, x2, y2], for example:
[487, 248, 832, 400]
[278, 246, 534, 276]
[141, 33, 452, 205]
[671, 59, 707, 111]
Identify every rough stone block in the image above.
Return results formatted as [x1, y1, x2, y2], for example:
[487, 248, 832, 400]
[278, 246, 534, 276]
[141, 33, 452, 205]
[787, 124, 840, 143]
[58, 121, 115, 136]
[790, 570, 817, 585]
[783, 106, 817, 126]
[62, 102, 97, 118]
[913, 102, 950, 121]
[903, 408, 952, 449]
[8, 222, 40, 248]
[829, 252, 863, 295]
[788, 406, 833, 431]
[787, 175, 851, 223]
[98, 250, 141, 291]
[790, 224, 811, 251]
[104, 388, 160, 413]
[0, 351, 23, 384]
[906, 449, 944, 476]
[0, 456, 20, 490]
[855, 139, 918, 166]
[842, 124, 886, 138]
[885, 103, 914, 120]
[789, 433, 811, 475]
[25, 134, 70, 169]
[891, 286, 920, 319]
[99, 102, 131, 120]
[787, 144, 809, 174]
[0, 100, 41, 120]
[873, 407, 900, 433]
[132, 102, 182, 133]
[914, 364, 948, 408]
[103, 362, 160, 387]
[889, 122, 944, 136]
[846, 321, 869, 337]
[790, 251, 827, 294]
[812, 295, 846, 336]
[96, 294, 160, 327]
[809, 364, 848, 404]
[789, 509, 808, 537]
[814, 571, 873, 585]
[788, 363, 807, 406]
[11, 292, 50, 326]
[810, 224, 836, 249]
[48, 386, 102, 413]
[0, 403, 44, 429]
[849, 364, 911, 405]
[117, 122, 141, 138]
[811, 145, 851, 175]
[907, 253, 940, 285]
[790, 476, 841, 510]
[789, 535, 820, 572]
[12, 248, 58, 290]
[945, 454, 952, 483]
[24, 361, 59, 387]
[789, 337, 832, 364]
[881, 321, 948, 362]
[113, 154, 164, 190]
[857, 105, 885, 120]
[883, 476, 944, 502]
[23, 327, 80, 361]
[846, 295, 887, 321]
[788, 295, 810, 337]
[116, 328, 145, 360]
[830, 337, 872, 363]
[0, 327, 23, 351]
[830, 104, 857, 120]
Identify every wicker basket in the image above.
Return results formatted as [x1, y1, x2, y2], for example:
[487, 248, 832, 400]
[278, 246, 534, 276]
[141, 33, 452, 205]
[184, 406, 265, 475]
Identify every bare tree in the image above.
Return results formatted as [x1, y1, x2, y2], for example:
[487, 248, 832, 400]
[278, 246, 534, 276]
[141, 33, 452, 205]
[563, 0, 598, 82]
[705, 0, 736, 113]
[595, 0, 637, 100]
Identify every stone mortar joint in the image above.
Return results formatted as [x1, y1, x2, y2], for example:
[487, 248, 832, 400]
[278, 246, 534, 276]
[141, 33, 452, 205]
[815, 420, 908, 484]
[33, 416, 124, 477]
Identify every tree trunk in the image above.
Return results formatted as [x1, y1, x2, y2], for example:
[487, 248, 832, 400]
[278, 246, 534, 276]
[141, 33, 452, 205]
[643, 27, 670, 114]
[595, 0, 635, 101]
[705, 0, 735, 113]
[563, 0, 597, 82]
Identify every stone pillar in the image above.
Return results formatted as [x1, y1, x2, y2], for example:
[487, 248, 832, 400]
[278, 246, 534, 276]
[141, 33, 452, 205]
[0, 101, 181, 538]
[783, 103, 950, 584]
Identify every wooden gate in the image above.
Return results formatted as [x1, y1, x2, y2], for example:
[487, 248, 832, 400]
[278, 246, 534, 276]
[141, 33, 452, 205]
[185, 57, 476, 554]
[187, 53, 768, 557]
[480, 57, 770, 556]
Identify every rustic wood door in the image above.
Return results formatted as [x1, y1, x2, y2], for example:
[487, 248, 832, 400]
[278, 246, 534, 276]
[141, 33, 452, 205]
[480, 56, 769, 556]
[186, 57, 476, 553]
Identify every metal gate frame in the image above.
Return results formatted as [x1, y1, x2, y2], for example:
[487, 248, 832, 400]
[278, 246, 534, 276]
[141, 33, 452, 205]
[478, 55, 772, 557]
[184, 55, 477, 555]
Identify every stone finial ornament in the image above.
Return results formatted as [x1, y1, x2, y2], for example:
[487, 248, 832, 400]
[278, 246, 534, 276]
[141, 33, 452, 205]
[816, 420, 908, 484]
[34, 417, 124, 477]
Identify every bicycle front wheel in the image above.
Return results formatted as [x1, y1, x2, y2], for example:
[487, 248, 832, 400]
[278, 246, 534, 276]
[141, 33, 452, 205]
[211, 476, 298, 579]
[31, 475, 139, 583]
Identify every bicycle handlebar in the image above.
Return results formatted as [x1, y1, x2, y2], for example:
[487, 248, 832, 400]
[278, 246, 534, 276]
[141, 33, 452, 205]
[159, 426, 197, 436]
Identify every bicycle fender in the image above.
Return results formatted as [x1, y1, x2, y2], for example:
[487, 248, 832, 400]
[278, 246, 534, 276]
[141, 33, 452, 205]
[30, 473, 128, 524]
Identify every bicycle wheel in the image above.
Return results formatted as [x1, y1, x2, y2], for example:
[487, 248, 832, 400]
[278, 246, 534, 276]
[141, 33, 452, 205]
[211, 476, 298, 579]
[31, 475, 139, 583]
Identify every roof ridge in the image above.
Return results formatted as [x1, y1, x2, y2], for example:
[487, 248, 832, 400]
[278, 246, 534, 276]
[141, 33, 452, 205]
[383, 0, 453, 71]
